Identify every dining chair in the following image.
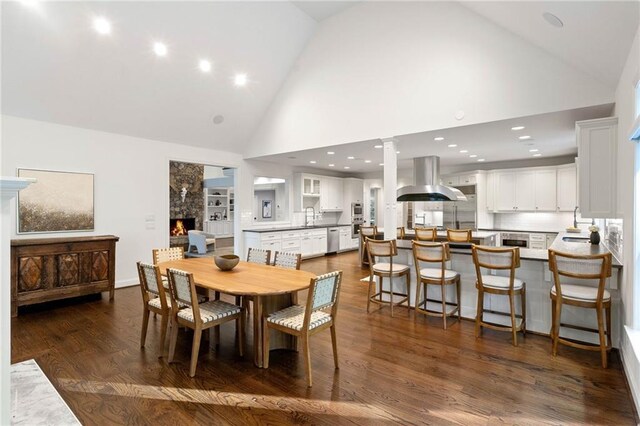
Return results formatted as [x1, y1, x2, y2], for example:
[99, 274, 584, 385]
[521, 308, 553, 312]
[263, 270, 343, 387]
[472, 245, 526, 346]
[447, 229, 472, 243]
[137, 261, 177, 356]
[153, 246, 208, 302]
[412, 241, 461, 329]
[366, 238, 411, 317]
[396, 227, 405, 239]
[548, 250, 612, 368]
[360, 225, 378, 266]
[239, 248, 273, 309]
[166, 268, 244, 377]
[414, 227, 437, 241]
[273, 251, 302, 270]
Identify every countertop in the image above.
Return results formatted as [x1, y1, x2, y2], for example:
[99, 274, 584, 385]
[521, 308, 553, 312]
[243, 224, 350, 233]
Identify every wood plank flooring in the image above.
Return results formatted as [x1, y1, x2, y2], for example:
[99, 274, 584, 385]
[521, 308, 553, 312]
[12, 251, 638, 425]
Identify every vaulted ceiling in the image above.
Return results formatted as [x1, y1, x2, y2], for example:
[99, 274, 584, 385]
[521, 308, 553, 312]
[2, 1, 638, 163]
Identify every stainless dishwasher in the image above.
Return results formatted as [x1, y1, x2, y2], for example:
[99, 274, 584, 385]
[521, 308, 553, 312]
[327, 227, 340, 253]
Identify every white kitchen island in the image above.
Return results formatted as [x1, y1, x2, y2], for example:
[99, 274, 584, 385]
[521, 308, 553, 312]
[368, 231, 623, 347]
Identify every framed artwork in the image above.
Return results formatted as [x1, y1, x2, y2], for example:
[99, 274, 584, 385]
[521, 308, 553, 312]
[262, 200, 272, 218]
[17, 168, 94, 233]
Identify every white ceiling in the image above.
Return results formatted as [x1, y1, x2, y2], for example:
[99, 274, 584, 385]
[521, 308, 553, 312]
[291, 1, 357, 22]
[1, 1, 316, 153]
[253, 104, 614, 173]
[461, 1, 639, 88]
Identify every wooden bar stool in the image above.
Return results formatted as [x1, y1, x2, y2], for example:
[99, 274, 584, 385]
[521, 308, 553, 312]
[412, 241, 461, 329]
[548, 250, 612, 368]
[396, 227, 405, 239]
[472, 245, 526, 346]
[414, 227, 437, 241]
[365, 238, 411, 317]
[360, 225, 378, 267]
[447, 228, 472, 243]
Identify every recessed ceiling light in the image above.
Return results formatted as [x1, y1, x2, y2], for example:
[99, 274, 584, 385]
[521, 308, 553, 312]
[529, 149, 539, 152]
[344, 166, 350, 170]
[511, 126, 525, 131]
[212, 115, 224, 125]
[396, 151, 400, 154]
[327, 151, 335, 155]
[434, 137, 445, 141]
[379, 163, 384, 166]
[328, 164, 335, 167]
[533, 153, 542, 157]
[469, 154, 478, 158]
[93, 17, 111, 35]
[519, 135, 531, 140]
[153, 42, 168, 57]
[543, 12, 564, 28]
[199, 59, 212, 73]
[448, 144, 457, 148]
[374, 145, 383, 149]
[364, 160, 372, 163]
[234, 73, 247, 86]
[309, 160, 316, 164]
[477, 158, 485, 162]
[459, 150, 468, 153]
[347, 156, 355, 160]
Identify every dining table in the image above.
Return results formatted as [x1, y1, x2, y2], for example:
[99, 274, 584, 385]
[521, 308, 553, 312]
[157, 257, 316, 368]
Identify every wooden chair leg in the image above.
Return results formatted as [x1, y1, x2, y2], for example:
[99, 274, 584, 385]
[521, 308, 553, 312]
[366, 275, 374, 313]
[303, 335, 312, 387]
[440, 283, 447, 330]
[550, 298, 556, 339]
[456, 278, 462, 320]
[330, 324, 339, 369]
[237, 315, 244, 358]
[606, 304, 612, 349]
[406, 273, 411, 316]
[389, 276, 394, 318]
[159, 312, 169, 356]
[140, 308, 150, 348]
[263, 318, 270, 368]
[552, 300, 562, 356]
[189, 326, 203, 377]
[509, 293, 517, 346]
[521, 285, 527, 335]
[596, 306, 607, 368]
[475, 289, 483, 338]
[414, 281, 422, 321]
[168, 318, 179, 363]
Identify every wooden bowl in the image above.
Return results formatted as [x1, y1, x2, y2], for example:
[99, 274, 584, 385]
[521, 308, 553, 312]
[214, 254, 239, 271]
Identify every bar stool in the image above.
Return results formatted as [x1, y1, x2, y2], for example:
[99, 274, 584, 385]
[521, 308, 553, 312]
[412, 241, 461, 329]
[360, 225, 378, 267]
[472, 245, 526, 346]
[548, 250, 612, 368]
[396, 227, 405, 239]
[447, 228, 472, 243]
[366, 238, 411, 317]
[414, 227, 437, 241]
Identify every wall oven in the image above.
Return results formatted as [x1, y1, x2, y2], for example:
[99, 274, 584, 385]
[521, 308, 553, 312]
[351, 202, 363, 217]
[501, 232, 529, 248]
[351, 222, 362, 239]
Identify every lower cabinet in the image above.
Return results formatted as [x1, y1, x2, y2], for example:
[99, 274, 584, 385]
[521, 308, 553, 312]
[243, 228, 329, 259]
[11, 235, 119, 316]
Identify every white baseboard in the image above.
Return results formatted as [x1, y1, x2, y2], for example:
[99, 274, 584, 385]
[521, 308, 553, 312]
[115, 278, 139, 289]
[620, 326, 640, 417]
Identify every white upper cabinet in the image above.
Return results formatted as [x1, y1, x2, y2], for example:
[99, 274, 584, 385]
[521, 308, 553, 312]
[515, 171, 536, 211]
[495, 171, 517, 211]
[486, 172, 496, 211]
[319, 177, 344, 211]
[533, 169, 557, 211]
[303, 176, 321, 196]
[577, 117, 618, 218]
[556, 164, 577, 212]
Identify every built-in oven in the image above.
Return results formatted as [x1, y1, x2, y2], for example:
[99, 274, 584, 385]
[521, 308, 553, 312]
[351, 202, 363, 218]
[501, 232, 529, 248]
[351, 221, 363, 239]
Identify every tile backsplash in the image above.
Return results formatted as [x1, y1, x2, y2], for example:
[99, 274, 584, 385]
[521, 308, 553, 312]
[493, 212, 580, 232]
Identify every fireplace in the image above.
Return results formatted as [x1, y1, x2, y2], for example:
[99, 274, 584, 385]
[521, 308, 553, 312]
[170, 218, 196, 236]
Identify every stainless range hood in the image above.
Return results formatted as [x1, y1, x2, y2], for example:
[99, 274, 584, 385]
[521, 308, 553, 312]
[397, 156, 467, 202]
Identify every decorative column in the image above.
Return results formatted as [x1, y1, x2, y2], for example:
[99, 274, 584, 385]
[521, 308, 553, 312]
[382, 138, 398, 240]
[0, 177, 35, 426]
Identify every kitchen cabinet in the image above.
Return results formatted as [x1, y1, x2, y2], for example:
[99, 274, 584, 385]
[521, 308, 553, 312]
[486, 172, 496, 211]
[533, 169, 556, 211]
[204, 220, 233, 237]
[339, 227, 357, 251]
[442, 173, 476, 186]
[312, 230, 328, 255]
[320, 177, 344, 211]
[244, 228, 329, 259]
[577, 117, 618, 218]
[495, 171, 517, 211]
[303, 176, 321, 196]
[203, 187, 234, 236]
[556, 164, 577, 211]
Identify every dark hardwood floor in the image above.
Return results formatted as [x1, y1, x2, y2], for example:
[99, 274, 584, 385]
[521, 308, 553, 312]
[12, 251, 638, 425]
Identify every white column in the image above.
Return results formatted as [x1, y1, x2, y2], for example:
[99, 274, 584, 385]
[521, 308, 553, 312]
[0, 177, 35, 426]
[382, 138, 398, 240]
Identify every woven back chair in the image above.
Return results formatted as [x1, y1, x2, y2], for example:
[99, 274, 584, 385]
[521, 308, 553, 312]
[414, 227, 437, 241]
[247, 247, 271, 265]
[152, 247, 184, 264]
[447, 229, 472, 243]
[273, 251, 302, 270]
[137, 261, 172, 355]
[396, 227, 405, 239]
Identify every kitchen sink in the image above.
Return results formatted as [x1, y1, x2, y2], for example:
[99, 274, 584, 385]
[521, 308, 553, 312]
[562, 236, 590, 243]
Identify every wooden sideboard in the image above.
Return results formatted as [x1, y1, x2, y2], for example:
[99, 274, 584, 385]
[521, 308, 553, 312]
[11, 235, 119, 316]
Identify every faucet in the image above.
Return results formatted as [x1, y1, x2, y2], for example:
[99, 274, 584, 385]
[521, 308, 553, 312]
[305, 207, 315, 227]
[573, 206, 579, 228]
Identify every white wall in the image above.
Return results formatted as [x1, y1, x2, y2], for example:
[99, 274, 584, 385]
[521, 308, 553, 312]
[1, 116, 243, 287]
[246, 1, 613, 158]
[613, 26, 640, 413]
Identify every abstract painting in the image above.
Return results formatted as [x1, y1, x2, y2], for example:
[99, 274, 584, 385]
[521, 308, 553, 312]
[17, 169, 94, 233]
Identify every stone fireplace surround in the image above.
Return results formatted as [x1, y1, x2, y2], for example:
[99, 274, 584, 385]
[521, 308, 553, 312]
[169, 161, 204, 248]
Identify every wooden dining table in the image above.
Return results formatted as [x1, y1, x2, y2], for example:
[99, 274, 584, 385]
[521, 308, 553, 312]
[157, 257, 316, 367]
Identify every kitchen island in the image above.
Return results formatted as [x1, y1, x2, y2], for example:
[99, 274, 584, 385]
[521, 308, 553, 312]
[368, 231, 622, 347]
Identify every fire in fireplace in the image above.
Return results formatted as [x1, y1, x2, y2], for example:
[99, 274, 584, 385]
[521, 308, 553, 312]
[170, 218, 195, 236]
